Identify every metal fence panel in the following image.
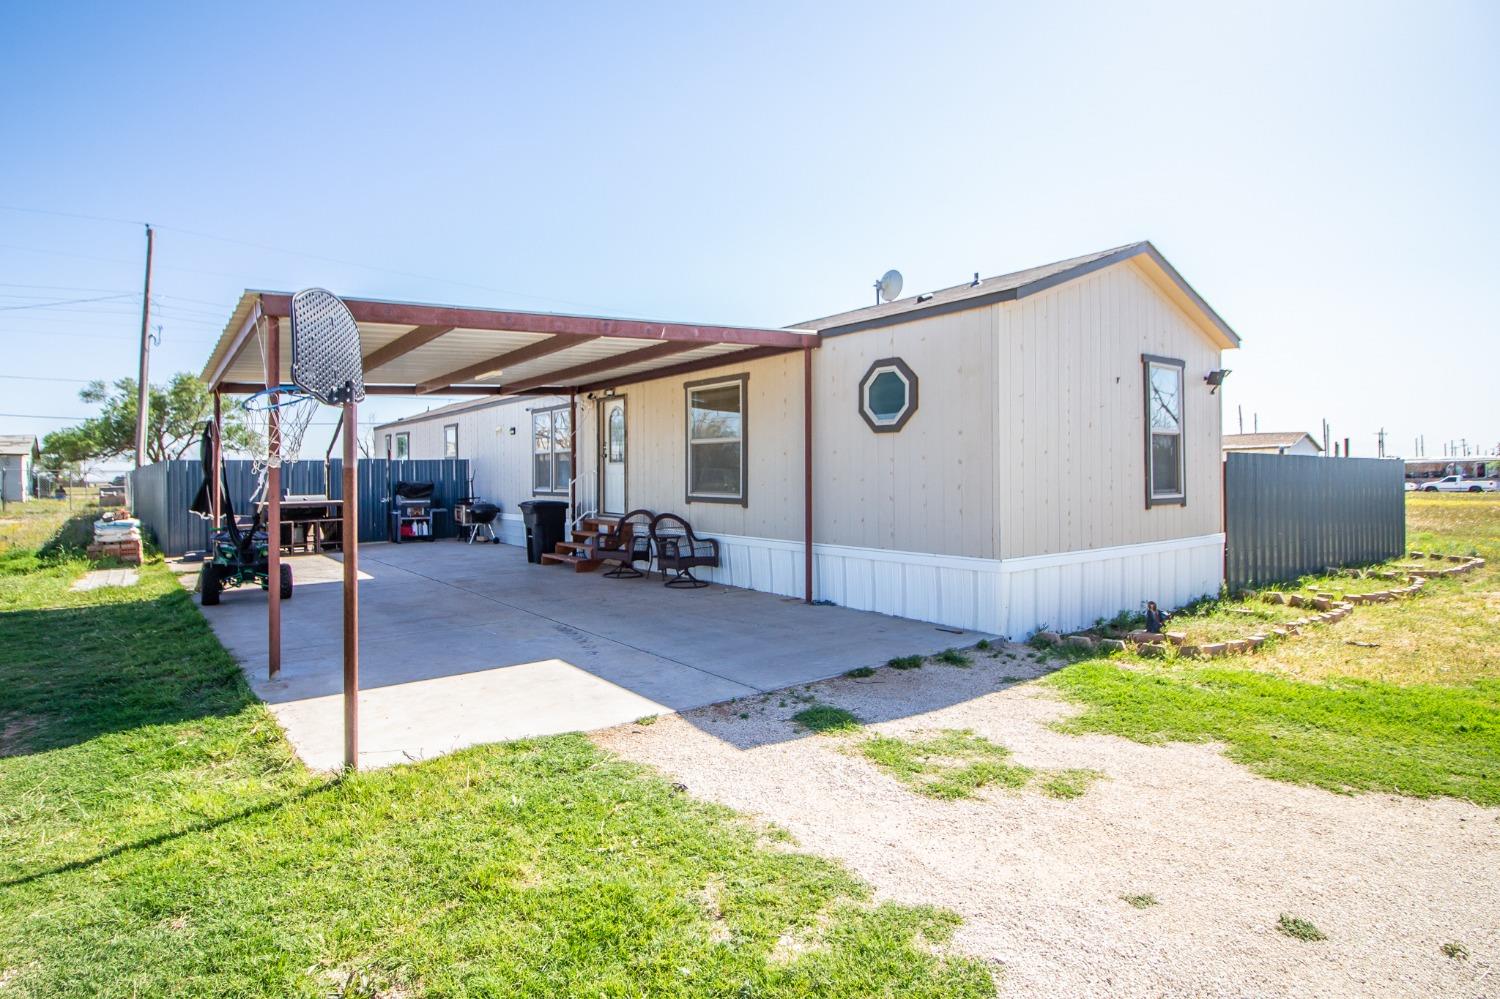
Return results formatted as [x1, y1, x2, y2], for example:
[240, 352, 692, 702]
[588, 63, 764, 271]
[130, 458, 469, 555]
[1224, 453, 1405, 589]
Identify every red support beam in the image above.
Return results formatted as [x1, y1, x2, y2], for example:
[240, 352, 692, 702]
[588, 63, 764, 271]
[573, 345, 794, 395]
[265, 317, 282, 679]
[342, 398, 360, 770]
[501, 340, 700, 395]
[803, 345, 814, 605]
[417, 333, 597, 394]
[361, 325, 455, 374]
[257, 293, 813, 349]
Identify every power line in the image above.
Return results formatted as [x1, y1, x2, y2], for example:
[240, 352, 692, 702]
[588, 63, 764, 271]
[0, 412, 93, 420]
[0, 374, 95, 383]
[0, 293, 139, 312]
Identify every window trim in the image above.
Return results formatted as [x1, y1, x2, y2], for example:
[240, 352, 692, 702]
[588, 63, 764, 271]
[384, 433, 392, 459]
[1142, 353, 1187, 508]
[531, 404, 572, 496]
[443, 423, 459, 459]
[684, 373, 748, 506]
[393, 432, 410, 461]
[858, 357, 919, 433]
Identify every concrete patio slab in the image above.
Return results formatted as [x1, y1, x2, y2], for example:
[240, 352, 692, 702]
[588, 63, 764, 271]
[185, 541, 991, 770]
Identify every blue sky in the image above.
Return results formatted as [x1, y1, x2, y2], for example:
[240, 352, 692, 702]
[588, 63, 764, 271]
[2, 1, 1496, 470]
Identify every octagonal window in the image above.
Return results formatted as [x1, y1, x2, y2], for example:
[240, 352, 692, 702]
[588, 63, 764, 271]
[858, 358, 918, 432]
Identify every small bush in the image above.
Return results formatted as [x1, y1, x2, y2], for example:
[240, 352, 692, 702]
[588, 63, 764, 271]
[975, 639, 991, 650]
[1038, 769, 1103, 799]
[934, 648, 972, 668]
[633, 714, 658, 726]
[1121, 893, 1158, 909]
[1441, 942, 1469, 961]
[791, 704, 863, 734]
[887, 655, 924, 670]
[843, 666, 876, 678]
[1276, 914, 1326, 941]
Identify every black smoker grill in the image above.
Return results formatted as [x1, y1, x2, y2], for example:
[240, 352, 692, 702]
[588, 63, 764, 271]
[454, 497, 502, 544]
[390, 481, 447, 543]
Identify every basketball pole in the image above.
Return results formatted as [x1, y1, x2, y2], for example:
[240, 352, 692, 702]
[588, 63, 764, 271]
[341, 394, 360, 770]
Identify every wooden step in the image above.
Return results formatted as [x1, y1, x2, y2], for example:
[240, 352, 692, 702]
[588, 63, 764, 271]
[555, 540, 592, 554]
[582, 517, 619, 532]
[539, 552, 600, 572]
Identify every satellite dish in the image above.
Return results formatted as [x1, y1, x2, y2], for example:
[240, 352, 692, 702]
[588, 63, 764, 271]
[875, 269, 903, 305]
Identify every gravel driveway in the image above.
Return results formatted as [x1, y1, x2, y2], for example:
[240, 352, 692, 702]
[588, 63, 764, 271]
[594, 647, 1499, 997]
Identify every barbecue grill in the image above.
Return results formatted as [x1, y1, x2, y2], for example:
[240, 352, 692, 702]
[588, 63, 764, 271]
[454, 496, 502, 544]
[390, 481, 446, 543]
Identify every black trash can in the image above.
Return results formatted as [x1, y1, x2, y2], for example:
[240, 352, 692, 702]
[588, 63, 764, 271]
[518, 499, 569, 563]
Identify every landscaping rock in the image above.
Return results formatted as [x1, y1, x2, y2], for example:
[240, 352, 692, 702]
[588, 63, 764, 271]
[1225, 639, 1249, 654]
[1287, 594, 1305, 607]
[1199, 642, 1228, 657]
[1127, 630, 1166, 644]
[1136, 642, 1167, 657]
[1312, 597, 1333, 611]
[1099, 638, 1127, 652]
[1164, 631, 1187, 646]
[1178, 645, 1202, 657]
[1033, 631, 1060, 646]
[1264, 591, 1286, 605]
[1246, 635, 1266, 649]
[1064, 635, 1097, 651]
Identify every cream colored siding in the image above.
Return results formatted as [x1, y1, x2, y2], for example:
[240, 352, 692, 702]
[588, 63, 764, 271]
[995, 259, 1223, 558]
[581, 352, 805, 540]
[813, 306, 999, 558]
[377, 395, 564, 516]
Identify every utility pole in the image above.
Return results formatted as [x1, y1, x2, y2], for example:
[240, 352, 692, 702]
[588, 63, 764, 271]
[1237, 405, 1243, 434]
[134, 225, 155, 468]
[1377, 427, 1386, 458]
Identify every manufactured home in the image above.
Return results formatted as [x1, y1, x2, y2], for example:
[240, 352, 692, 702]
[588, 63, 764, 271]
[0, 435, 39, 503]
[1222, 431, 1323, 456]
[365, 241, 1238, 636]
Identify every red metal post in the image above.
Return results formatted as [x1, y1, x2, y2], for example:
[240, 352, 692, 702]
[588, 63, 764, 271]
[342, 398, 360, 770]
[211, 390, 222, 526]
[803, 345, 814, 604]
[266, 317, 281, 679]
[569, 388, 577, 518]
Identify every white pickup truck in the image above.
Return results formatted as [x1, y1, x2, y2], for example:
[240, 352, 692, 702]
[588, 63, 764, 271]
[1418, 475, 1498, 493]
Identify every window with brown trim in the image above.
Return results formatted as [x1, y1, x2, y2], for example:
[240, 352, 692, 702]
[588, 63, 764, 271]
[1143, 354, 1185, 506]
[685, 374, 747, 504]
[443, 423, 459, 459]
[532, 405, 571, 495]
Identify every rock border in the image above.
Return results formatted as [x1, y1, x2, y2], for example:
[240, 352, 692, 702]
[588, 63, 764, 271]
[1034, 550, 1484, 661]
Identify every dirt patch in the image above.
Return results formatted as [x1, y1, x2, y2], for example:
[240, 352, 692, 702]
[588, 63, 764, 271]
[595, 647, 1500, 997]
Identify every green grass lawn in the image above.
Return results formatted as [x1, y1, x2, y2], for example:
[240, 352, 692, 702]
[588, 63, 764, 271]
[1048, 494, 1500, 805]
[1, 525, 990, 997]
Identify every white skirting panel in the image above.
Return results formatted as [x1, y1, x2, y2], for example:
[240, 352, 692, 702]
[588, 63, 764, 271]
[696, 531, 1225, 639]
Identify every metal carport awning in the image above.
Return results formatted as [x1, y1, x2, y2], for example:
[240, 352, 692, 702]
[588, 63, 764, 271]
[202, 291, 816, 397]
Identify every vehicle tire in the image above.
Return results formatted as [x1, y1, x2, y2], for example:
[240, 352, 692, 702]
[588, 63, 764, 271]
[280, 563, 294, 600]
[200, 564, 222, 606]
[1423, 486, 1438, 492]
[1469, 486, 1482, 493]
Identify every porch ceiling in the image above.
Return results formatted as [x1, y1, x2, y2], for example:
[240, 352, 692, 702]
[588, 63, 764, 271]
[204, 291, 816, 397]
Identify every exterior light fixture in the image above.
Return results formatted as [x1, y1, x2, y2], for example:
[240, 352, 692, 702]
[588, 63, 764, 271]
[1204, 369, 1231, 393]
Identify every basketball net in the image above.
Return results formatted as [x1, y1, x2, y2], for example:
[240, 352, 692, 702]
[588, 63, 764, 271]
[242, 312, 319, 501]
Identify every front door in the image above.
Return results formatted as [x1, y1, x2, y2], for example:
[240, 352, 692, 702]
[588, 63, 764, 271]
[601, 397, 626, 516]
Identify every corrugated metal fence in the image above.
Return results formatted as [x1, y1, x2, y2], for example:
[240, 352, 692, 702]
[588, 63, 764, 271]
[128, 458, 469, 555]
[1224, 452, 1405, 589]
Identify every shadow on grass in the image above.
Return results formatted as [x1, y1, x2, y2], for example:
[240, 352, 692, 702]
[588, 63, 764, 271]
[1, 778, 340, 888]
[0, 586, 254, 758]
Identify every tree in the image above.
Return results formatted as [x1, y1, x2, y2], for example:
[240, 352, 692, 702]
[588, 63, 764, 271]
[41, 374, 259, 467]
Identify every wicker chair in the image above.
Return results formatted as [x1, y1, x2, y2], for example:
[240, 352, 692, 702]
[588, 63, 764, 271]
[595, 509, 655, 578]
[649, 513, 721, 589]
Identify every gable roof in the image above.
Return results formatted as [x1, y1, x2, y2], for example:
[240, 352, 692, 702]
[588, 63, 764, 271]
[794, 241, 1240, 349]
[0, 435, 39, 457]
[1222, 432, 1322, 452]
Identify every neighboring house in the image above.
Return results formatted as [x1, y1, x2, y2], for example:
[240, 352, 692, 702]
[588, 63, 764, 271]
[0, 435, 40, 503]
[375, 394, 566, 546]
[366, 241, 1239, 635]
[1222, 431, 1323, 456]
